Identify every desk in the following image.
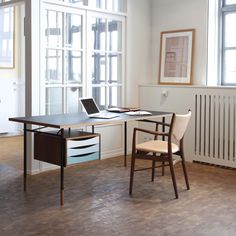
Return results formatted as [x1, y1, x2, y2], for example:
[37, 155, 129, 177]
[9, 111, 172, 205]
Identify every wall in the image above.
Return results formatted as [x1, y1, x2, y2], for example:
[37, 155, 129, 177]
[150, 0, 209, 85]
[126, 0, 152, 107]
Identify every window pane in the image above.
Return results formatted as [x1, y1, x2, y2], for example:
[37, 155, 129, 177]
[91, 53, 106, 84]
[107, 53, 122, 83]
[225, 0, 236, 5]
[225, 13, 236, 47]
[45, 10, 62, 47]
[224, 50, 236, 84]
[89, 0, 106, 9]
[0, 7, 14, 67]
[92, 87, 106, 109]
[108, 20, 122, 51]
[46, 88, 63, 115]
[45, 49, 62, 84]
[66, 87, 82, 113]
[90, 18, 106, 50]
[65, 13, 82, 49]
[108, 86, 121, 107]
[64, 0, 84, 5]
[107, 0, 125, 12]
[65, 50, 82, 83]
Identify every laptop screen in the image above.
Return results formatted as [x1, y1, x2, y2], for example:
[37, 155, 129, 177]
[80, 98, 100, 115]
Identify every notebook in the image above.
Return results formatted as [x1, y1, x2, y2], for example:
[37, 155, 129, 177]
[107, 107, 140, 113]
[80, 98, 119, 119]
[125, 111, 152, 116]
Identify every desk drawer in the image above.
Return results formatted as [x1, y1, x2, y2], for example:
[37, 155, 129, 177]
[67, 152, 99, 165]
[67, 144, 99, 157]
[67, 136, 99, 149]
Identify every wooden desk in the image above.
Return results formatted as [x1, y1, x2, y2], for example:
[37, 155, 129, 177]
[9, 111, 172, 205]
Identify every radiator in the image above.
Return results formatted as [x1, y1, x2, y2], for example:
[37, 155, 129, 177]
[194, 94, 236, 167]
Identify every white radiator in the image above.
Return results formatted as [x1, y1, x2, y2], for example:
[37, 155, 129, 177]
[139, 85, 236, 168]
[194, 94, 236, 167]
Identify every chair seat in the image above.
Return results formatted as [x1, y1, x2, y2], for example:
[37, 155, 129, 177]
[136, 140, 179, 154]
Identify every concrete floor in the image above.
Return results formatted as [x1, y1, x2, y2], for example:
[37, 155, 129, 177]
[1, 136, 236, 236]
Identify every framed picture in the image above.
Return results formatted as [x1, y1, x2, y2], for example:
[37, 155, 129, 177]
[0, 6, 15, 69]
[158, 29, 194, 85]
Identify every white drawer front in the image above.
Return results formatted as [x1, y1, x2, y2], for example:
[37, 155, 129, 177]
[67, 144, 99, 157]
[67, 136, 99, 149]
[67, 152, 99, 165]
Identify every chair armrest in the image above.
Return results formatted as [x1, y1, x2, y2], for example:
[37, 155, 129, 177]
[139, 119, 170, 127]
[134, 127, 168, 137]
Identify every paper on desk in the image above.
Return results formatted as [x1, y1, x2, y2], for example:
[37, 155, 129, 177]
[125, 111, 152, 116]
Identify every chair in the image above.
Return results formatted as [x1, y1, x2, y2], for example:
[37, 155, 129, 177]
[129, 111, 191, 199]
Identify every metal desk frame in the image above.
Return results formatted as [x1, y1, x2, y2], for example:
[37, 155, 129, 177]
[10, 111, 172, 205]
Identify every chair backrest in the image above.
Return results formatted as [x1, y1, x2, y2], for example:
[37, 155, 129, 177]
[171, 111, 191, 141]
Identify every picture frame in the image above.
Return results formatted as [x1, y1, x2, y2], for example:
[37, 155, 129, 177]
[0, 5, 15, 69]
[158, 29, 195, 85]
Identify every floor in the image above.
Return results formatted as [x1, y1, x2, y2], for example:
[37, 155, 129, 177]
[1, 136, 236, 236]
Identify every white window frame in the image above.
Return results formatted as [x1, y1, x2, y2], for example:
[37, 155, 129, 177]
[208, 0, 236, 86]
[40, 2, 86, 115]
[86, 11, 125, 108]
[40, 0, 126, 114]
[220, 0, 236, 85]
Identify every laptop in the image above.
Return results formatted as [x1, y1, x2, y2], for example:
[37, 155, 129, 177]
[80, 98, 119, 119]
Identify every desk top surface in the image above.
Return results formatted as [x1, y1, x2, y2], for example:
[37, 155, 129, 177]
[9, 111, 173, 129]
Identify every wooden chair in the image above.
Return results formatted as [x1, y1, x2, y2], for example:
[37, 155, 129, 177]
[129, 111, 191, 199]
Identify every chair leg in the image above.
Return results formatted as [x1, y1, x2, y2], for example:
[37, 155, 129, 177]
[151, 160, 155, 181]
[129, 154, 136, 195]
[162, 161, 165, 176]
[159, 154, 165, 176]
[168, 157, 178, 199]
[181, 151, 190, 190]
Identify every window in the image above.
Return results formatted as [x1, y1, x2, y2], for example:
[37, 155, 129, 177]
[0, 6, 14, 68]
[88, 14, 124, 109]
[88, 0, 125, 12]
[42, 5, 84, 115]
[41, 0, 126, 115]
[221, 0, 236, 85]
[208, 0, 236, 85]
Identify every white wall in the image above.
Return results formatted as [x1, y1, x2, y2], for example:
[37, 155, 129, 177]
[126, 0, 152, 107]
[150, 0, 209, 85]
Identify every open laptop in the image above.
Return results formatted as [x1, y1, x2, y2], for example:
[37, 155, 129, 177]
[80, 98, 119, 119]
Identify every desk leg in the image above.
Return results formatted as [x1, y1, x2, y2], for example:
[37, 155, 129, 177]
[92, 125, 94, 134]
[124, 121, 127, 167]
[162, 117, 165, 176]
[60, 166, 64, 205]
[23, 123, 27, 191]
[60, 129, 64, 206]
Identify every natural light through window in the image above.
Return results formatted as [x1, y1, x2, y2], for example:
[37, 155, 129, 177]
[42, 0, 126, 114]
[208, 0, 236, 85]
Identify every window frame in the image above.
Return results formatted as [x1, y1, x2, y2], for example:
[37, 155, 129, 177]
[220, 0, 236, 85]
[40, 3, 86, 115]
[86, 11, 125, 109]
[40, 0, 126, 115]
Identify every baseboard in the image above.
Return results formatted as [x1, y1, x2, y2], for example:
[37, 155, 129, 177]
[0, 131, 23, 137]
[193, 160, 236, 171]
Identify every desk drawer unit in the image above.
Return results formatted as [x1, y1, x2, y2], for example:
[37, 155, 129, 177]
[34, 131, 100, 167]
[66, 136, 100, 165]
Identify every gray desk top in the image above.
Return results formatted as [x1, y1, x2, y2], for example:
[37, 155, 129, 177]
[9, 111, 172, 129]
